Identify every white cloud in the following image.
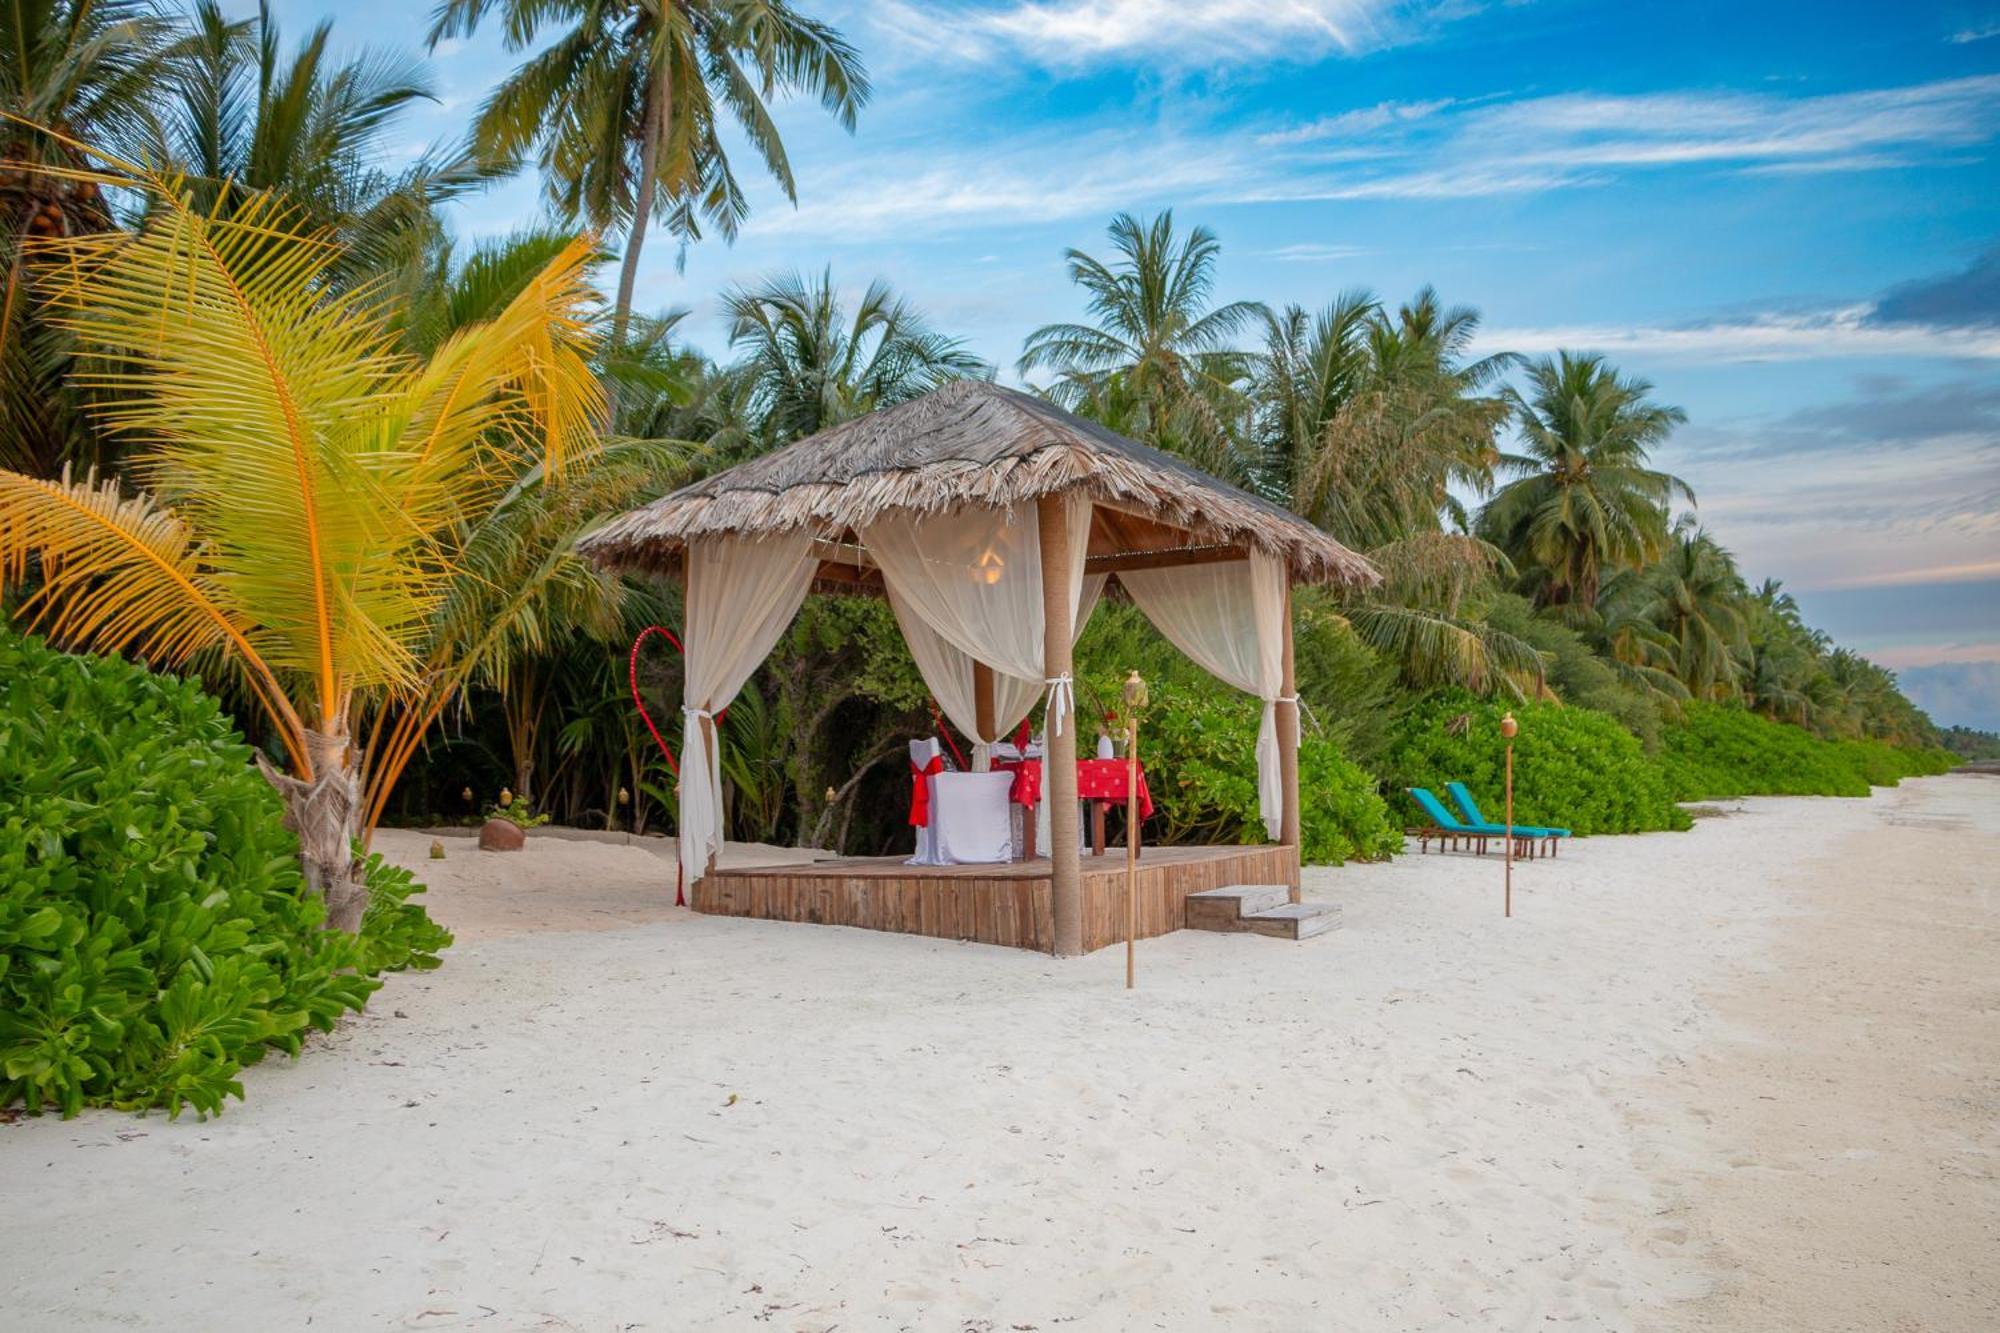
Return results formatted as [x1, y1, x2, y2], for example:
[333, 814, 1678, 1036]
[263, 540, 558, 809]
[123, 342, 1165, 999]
[1257, 99, 1455, 144]
[735, 72, 1999, 247]
[1252, 75, 2000, 200]
[874, 0, 1412, 66]
[746, 126, 1254, 238]
[1260, 243, 1375, 262]
[1650, 411, 2000, 597]
[1476, 306, 2000, 364]
[1822, 560, 2000, 590]
[1949, 22, 2000, 44]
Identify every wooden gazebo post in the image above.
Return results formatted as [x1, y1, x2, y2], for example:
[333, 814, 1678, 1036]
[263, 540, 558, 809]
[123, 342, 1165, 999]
[972, 661, 996, 766]
[1278, 584, 1302, 902]
[1038, 495, 1083, 957]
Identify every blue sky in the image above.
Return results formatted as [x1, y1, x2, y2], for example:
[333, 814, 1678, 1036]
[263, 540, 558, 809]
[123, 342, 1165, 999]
[263, 0, 2000, 728]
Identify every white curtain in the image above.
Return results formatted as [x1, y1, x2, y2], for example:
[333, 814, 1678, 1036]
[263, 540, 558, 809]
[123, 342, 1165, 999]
[1120, 552, 1290, 838]
[680, 532, 816, 889]
[863, 496, 1093, 743]
[887, 573, 1105, 769]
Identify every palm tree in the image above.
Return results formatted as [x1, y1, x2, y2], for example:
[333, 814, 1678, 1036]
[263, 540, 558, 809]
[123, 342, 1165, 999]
[427, 0, 870, 352]
[0, 157, 604, 931]
[128, 1, 488, 279]
[1252, 291, 1374, 511]
[1, 0, 166, 475]
[1479, 351, 1691, 610]
[723, 267, 986, 444]
[1261, 286, 1512, 547]
[1249, 286, 1533, 697]
[1638, 517, 1747, 698]
[1020, 211, 1262, 481]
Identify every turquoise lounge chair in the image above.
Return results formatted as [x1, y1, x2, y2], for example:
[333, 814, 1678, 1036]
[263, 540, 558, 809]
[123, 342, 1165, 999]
[1406, 786, 1533, 857]
[1445, 781, 1569, 855]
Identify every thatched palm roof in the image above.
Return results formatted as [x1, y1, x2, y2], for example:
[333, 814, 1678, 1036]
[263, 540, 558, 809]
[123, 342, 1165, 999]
[580, 380, 1376, 586]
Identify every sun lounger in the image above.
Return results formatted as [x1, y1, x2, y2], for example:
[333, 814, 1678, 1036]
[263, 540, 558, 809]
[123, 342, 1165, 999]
[1405, 787, 1551, 858]
[1444, 781, 1569, 856]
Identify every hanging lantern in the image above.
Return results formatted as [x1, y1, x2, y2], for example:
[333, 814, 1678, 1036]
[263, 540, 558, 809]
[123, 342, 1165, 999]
[617, 786, 631, 806]
[976, 546, 1005, 585]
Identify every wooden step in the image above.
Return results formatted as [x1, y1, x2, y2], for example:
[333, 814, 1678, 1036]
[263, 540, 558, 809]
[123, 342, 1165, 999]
[1240, 901, 1342, 940]
[1185, 883, 1291, 930]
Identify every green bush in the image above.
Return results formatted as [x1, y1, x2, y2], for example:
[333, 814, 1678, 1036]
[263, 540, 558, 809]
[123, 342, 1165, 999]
[1828, 737, 1958, 785]
[1381, 692, 1691, 835]
[1076, 666, 1402, 865]
[0, 632, 450, 1119]
[1660, 702, 1961, 800]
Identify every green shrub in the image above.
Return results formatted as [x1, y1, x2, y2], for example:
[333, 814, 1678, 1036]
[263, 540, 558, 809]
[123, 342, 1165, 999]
[1381, 692, 1691, 835]
[1076, 666, 1402, 865]
[1660, 702, 1960, 800]
[0, 632, 450, 1119]
[1828, 737, 1958, 784]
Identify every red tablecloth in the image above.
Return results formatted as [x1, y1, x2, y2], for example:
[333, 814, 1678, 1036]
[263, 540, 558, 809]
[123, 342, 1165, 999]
[1076, 758, 1153, 819]
[991, 757, 1040, 807]
[990, 758, 1153, 818]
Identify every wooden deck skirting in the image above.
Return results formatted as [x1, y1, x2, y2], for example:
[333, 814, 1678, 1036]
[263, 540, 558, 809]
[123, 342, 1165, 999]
[694, 844, 1301, 954]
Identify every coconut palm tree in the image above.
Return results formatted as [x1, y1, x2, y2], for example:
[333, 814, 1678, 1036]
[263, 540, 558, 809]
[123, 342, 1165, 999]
[1261, 286, 1512, 547]
[129, 1, 488, 279]
[0, 154, 605, 931]
[1249, 286, 1534, 697]
[723, 267, 986, 444]
[427, 0, 870, 353]
[1, 0, 166, 476]
[1638, 517, 1747, 698]
[1480, 351, 1691, 611]
[1252, 292, 1374, 512]
[1020, 211, 1262, 481]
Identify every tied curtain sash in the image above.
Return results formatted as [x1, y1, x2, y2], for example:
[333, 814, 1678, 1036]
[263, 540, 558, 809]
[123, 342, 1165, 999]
[680, 532, 816, 890]
[1119, 552, 1290, 839]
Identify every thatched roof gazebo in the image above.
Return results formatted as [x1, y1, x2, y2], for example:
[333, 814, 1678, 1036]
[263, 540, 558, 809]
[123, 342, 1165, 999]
[581, 380, 1376, 956]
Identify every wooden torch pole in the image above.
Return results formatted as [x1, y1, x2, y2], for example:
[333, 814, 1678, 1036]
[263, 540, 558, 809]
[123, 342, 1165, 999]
[1123, 669, 1148, 991]
[1501, 711, 1518, 918]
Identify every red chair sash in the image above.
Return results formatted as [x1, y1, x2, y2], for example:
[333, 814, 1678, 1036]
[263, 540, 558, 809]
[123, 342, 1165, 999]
[908, 755, 944, 826]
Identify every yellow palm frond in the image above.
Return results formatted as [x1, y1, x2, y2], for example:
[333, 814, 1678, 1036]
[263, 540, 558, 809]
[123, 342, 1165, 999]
[32, 186, 415, 718]
[0, 468, 308, 770]
[397, 231, 606, 485]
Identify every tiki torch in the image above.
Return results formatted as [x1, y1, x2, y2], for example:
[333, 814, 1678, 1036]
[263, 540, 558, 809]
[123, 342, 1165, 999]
[1501, 711, 1518, 918]
[1122, 669, 1148, 990]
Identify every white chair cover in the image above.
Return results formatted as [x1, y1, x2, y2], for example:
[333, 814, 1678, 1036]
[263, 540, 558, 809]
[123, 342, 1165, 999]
[924, 772, 1016, 865]
[1119, 551, 1290, 838]
[680, 532, 816, 889]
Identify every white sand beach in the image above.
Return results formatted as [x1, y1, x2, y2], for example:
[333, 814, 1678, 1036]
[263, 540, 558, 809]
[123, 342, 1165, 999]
[2, 776, 1993, 1331]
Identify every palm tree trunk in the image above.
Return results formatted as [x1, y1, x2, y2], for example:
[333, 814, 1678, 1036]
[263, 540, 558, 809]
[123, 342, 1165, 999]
[610, 51, 671, 360]
[259, 728, 368, 933]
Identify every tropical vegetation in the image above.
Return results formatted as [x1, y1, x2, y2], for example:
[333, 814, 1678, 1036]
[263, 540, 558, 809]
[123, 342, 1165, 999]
[0, 0, 1965, 1115]
[0, 629, 447, 1119]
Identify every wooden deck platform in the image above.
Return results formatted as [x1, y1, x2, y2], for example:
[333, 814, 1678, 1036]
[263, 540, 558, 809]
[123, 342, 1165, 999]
[695, 844, 1301, 953]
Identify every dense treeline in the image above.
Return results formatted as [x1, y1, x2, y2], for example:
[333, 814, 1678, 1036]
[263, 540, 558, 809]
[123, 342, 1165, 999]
[1, 1, 1956, 877]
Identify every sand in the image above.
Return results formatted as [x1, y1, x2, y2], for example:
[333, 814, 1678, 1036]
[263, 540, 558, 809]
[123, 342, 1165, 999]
[1, 777, 1992, 1331]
